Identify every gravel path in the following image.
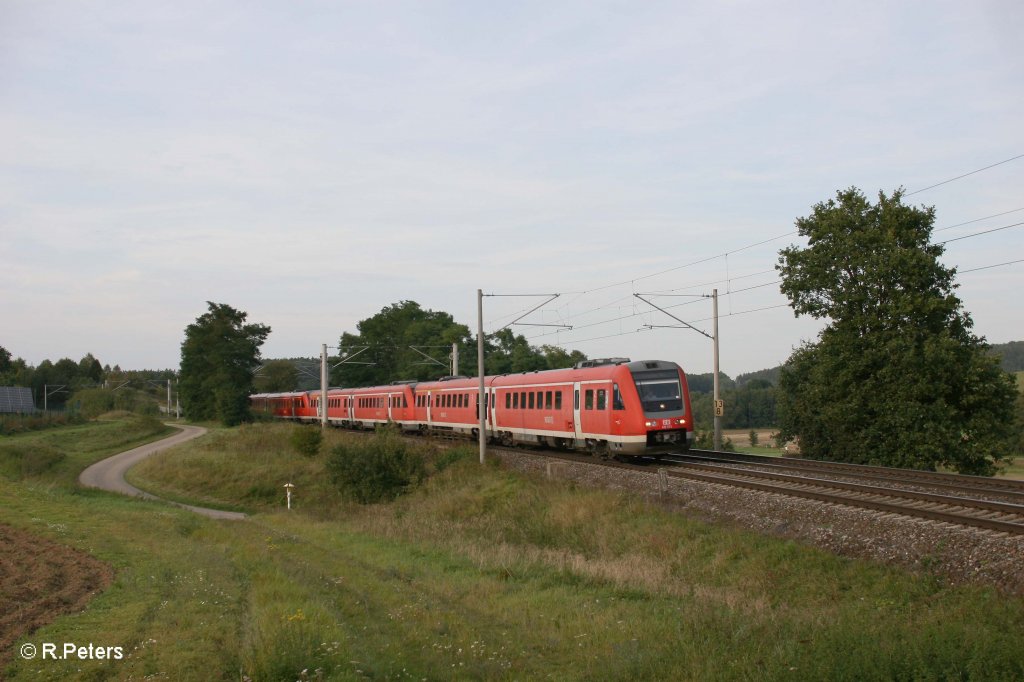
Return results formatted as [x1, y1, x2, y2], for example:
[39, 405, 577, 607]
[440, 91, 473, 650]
[79, 424, 247, 521]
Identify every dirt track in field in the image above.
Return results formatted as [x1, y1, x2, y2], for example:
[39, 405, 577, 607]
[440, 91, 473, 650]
[0, 523, 113, 667]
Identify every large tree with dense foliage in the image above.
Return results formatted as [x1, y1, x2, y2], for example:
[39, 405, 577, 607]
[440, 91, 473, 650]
[332, 301, 588, 387]
[776, 188, 1018, 475]
[180, 302, 270, 425]
[333, 301, 473, 386]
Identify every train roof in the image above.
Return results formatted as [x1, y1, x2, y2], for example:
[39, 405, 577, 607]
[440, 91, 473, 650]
[250, 360, 685, 400]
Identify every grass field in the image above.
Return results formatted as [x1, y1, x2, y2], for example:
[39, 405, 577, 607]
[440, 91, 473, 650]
[3, 420, 1024, 680]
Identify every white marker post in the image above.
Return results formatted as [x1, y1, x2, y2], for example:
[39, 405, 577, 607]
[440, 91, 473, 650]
[283, 482, 295, 510]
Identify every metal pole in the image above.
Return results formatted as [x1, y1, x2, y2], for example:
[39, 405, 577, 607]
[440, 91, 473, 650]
[452, 342, 459, 376]
[712, 288, 722, 451]
[176, 378, 181, 418]
[320, 343, 329, 429]
[477, 289, 486, 464]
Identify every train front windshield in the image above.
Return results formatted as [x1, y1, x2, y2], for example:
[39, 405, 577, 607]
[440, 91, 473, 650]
[633, 370, 684, 413]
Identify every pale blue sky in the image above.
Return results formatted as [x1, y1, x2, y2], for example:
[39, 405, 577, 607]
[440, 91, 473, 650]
[2, 1, 1021, 375]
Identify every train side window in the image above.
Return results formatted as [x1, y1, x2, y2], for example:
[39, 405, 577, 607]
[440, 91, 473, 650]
[574, 390, 579, 410]
[597, 389, 607, 410]
[556, 392, 562, 410]
[505, 393, 511, 409]
[528, 392, 535, 409]
[535, 391, 542, 408]
[520, 391, 526, 409]
[585, 389, 594, 410]
[545, 391, 552, 409]
[513, 393, 519, 409]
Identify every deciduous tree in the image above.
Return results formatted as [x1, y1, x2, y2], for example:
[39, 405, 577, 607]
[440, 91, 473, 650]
[179, 302, 270, 425]
[776, 188, 1017, 474]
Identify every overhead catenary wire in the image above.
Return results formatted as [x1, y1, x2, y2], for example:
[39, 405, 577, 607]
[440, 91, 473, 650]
[492, 155, 1022, 346]
[906, 153, 1024, 196]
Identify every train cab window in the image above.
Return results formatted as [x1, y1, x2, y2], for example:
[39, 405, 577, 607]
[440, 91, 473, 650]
[597, 389, 607, 410]
[528, 392, 535, 409]
[585, 389, 594, 410]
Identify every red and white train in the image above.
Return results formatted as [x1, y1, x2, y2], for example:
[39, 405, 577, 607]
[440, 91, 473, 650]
[250, 358, 693, 457]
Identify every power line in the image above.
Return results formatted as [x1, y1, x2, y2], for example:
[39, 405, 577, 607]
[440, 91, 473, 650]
[906, 153, 1024, 196]
[935, 207, 1024, 232]
[959, 258, 1024, 274]
[938, 220, 1024, 245]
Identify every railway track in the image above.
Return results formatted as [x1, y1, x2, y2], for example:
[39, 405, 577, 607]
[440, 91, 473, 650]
[488, 445, 1024, 536]
[358, 429, 1024, 536]
[678, 450, 1024, 501]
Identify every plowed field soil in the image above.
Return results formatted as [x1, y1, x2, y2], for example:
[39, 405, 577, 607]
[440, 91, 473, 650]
[0, 523, 112, 665]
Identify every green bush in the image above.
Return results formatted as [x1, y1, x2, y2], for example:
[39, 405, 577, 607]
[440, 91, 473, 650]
[70, 387, 115, 419]
[433, 445, 474, 473]
[0, 412, 84, 435]
[289, 425, 323, 457]
[693, 431, 736, 452]
[326, 428, 425, 504]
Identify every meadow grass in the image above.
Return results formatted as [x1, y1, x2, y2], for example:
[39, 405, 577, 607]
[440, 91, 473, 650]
[4, 420, 1024, 680]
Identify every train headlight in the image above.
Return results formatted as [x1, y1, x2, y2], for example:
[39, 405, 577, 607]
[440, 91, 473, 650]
[645, 420, 658, 428]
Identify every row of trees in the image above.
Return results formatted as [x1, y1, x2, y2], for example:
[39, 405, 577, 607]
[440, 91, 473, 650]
[331, 300, 585, 387]
[176, 301, 588, 425]
[0, 346, 174, 412]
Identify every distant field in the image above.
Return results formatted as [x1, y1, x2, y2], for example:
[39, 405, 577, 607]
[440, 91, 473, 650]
[4, 421, 1024, 680]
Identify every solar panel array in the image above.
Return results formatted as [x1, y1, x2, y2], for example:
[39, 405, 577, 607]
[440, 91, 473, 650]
[0, 387, 36, 413]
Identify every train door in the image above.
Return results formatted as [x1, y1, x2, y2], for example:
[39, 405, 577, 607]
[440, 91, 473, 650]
[573, 381, 582, 442]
